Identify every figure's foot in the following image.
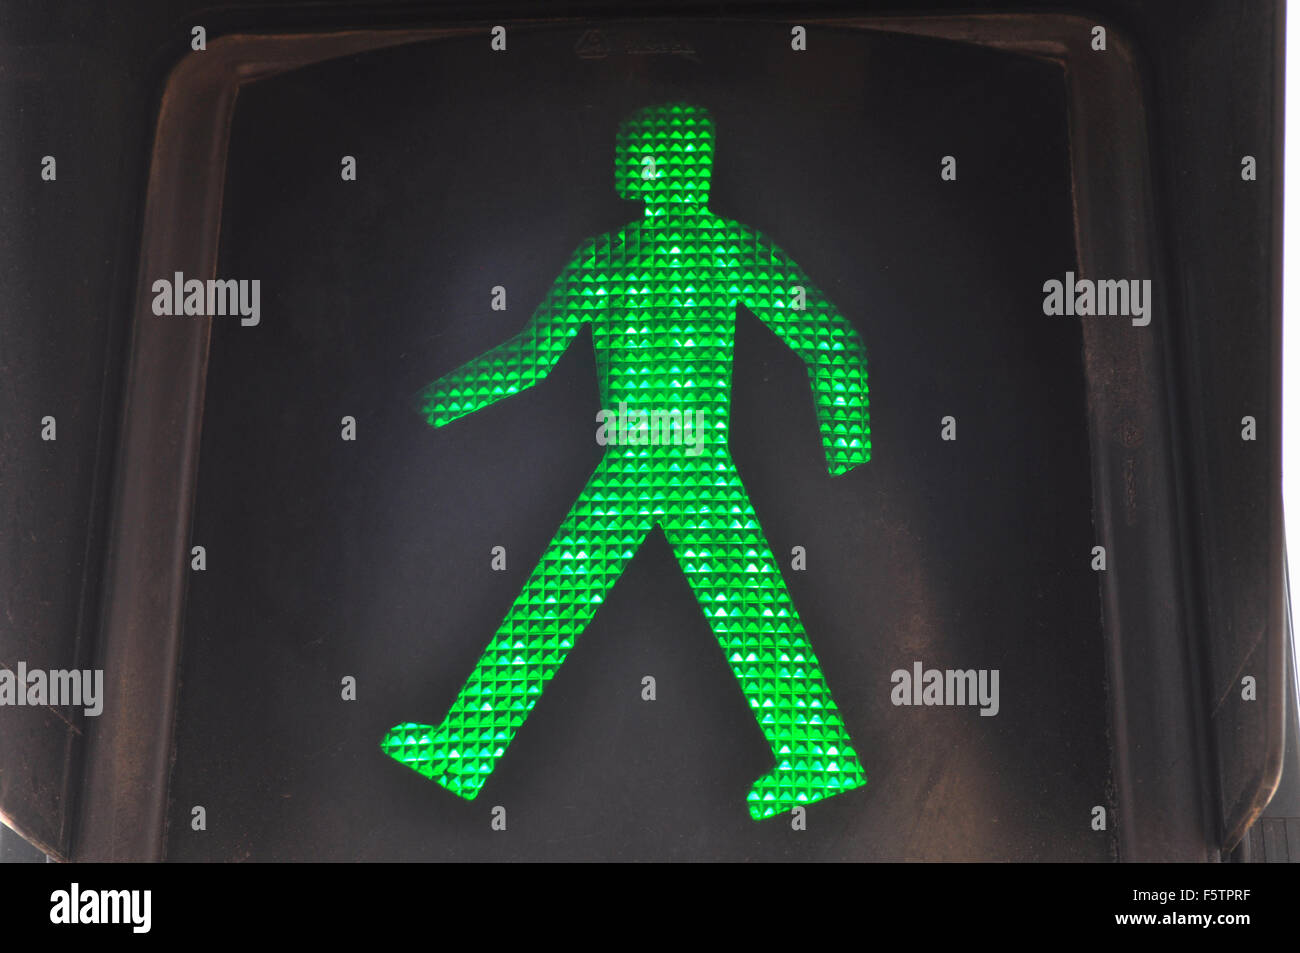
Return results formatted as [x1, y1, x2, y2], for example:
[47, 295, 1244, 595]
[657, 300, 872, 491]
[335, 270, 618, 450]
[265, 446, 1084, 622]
[380, 721, 491, 800]
[746, 754, 867, 820]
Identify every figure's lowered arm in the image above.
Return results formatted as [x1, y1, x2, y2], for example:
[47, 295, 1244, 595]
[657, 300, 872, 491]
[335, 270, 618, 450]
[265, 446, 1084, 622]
[416, 244, 597, 428]
[744, 233, 871, 476]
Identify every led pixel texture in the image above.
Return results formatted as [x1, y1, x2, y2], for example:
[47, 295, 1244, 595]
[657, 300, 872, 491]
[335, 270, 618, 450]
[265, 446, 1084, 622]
[383, 103, 871, 819]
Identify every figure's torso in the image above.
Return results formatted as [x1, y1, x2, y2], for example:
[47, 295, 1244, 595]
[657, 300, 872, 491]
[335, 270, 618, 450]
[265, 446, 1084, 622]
[589, 214, 748, 461]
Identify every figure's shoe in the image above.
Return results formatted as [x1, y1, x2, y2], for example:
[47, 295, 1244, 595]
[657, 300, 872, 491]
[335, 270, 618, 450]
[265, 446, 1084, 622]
[380, 721, 492, 800]
[746, 755, 868, 820]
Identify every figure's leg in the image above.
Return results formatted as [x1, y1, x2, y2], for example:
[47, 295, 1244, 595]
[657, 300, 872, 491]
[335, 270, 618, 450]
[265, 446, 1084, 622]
[661, 470, 867, 819]
[382, 464, 653, 799]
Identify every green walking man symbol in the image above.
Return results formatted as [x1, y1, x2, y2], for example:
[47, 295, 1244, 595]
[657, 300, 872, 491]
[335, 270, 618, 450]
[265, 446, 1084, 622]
[382, 102, 872, 819]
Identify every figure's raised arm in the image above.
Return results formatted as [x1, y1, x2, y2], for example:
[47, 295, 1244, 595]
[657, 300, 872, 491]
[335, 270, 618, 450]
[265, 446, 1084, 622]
[741, 229, 871, 475]
[416, 241, 600, 428]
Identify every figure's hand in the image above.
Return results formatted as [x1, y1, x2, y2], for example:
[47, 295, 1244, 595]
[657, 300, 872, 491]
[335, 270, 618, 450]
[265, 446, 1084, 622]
[412, 256, 593, 431]
[826, 443, 870, 477]
[415, 378, 460, 428]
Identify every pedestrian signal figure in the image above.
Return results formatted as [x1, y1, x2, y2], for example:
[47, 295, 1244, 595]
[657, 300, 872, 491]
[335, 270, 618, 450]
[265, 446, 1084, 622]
[383, 103, 872, 819]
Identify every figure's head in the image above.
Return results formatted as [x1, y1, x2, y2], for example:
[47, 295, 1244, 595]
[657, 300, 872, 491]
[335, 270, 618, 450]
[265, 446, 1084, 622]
[615, 102, 715, 209]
